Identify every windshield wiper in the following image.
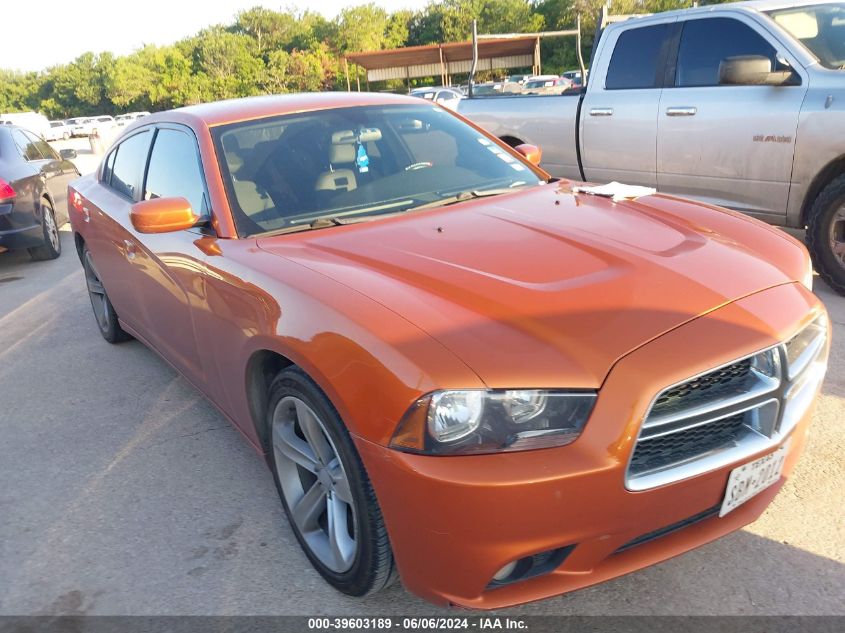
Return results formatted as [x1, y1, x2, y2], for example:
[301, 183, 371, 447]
[407, 185, 526, 212]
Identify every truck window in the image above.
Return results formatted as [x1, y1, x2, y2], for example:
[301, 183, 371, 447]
[605, 24, 669, 90]
[676, 18, 778, 87]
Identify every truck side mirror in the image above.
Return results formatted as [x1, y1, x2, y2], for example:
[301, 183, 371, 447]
[718, 55, 799, 86]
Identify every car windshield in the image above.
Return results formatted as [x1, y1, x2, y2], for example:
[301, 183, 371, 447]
[213, 104, 544, 237]
[767, 3, 845, 69]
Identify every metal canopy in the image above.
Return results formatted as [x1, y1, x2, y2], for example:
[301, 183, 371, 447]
[345, 37, 541, 84]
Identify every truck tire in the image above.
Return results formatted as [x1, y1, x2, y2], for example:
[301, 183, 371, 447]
[807, 174, 845, 294]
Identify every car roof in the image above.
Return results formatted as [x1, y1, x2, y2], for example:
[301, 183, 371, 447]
[165, 92, 422, 128]
[614, 0, 840, 22]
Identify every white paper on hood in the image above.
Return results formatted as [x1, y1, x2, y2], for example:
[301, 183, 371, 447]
[572, 181, 657, 202]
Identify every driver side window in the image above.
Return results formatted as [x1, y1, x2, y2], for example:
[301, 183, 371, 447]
[144, 128, 208, 216]
[675, 18, 780, 87]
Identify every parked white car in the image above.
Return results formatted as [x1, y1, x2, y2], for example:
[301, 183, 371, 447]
[115, 111, 151, 126]
[45, 120, 72, 141]
[409, 87, 463, 110]
[70, 115, 116, 137]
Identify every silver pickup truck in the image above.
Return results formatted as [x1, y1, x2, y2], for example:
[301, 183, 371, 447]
[456, 0, 845, 293]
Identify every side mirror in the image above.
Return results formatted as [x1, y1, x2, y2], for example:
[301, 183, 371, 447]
[513, 143, 542, 166]
[60, 149, 77, 159]
[130, 197, 200, 234]
[719, 55, 798, 86]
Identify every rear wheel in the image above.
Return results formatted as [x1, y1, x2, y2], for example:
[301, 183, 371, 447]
[81, 246, 132, 343]
[267, 367, 395, 596]
[806, 174, 845, 294]
[28, 199, 61, 261]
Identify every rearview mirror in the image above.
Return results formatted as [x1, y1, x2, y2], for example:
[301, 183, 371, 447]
[718, 55, 798, 86]
[513, 143, 542, 166]
[130, 197, 200, 234]
[59, 149, 77, 159]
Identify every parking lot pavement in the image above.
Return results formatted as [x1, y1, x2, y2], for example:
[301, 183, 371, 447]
[0, 229, 843, 616]
[50, 137, 105, 176]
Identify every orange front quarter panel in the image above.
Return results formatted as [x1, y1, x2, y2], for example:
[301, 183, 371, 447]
[359, 283, 825, 608]
[196, 239, 485, 449]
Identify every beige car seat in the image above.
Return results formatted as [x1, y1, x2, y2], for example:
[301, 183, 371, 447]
[226, 153, 274, 222]
[314, 130, 359, 194]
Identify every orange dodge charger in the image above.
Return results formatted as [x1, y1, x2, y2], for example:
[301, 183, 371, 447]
[68, 93, 829, 608]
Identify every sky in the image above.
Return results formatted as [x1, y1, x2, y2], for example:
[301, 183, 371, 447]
[2, 0, 431, 72]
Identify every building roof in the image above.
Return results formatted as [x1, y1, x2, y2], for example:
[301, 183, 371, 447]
[346, 37, 539, 82]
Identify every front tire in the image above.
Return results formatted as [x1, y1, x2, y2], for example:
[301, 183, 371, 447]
[28, 199, 61, 261]
[81, 246, 132, 343]
[807, 174, 845, 294]
[267, 367, 395, 596]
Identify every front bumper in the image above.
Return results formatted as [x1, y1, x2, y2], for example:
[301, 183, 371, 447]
[357, 283, 826, 608]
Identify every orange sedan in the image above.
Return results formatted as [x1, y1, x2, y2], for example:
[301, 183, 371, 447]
[67, 93, 829, 608]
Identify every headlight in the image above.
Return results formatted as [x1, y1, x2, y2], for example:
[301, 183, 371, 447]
[390, 390, 597, 455]
[801, 256, 814, 291]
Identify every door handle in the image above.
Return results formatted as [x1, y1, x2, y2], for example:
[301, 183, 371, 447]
[123, 239, 137, 260]
[589, 108, 613, 117]
[666, 106, 697, 116]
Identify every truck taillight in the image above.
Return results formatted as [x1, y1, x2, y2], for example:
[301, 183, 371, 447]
[0, 178, 15, 203]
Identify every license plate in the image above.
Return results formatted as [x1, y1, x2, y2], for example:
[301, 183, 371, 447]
[720, 443, 788, 517]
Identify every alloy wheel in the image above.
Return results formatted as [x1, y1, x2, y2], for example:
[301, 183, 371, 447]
[83, 251, 110, 332]
[44, 207, 59, 252]
[831, 205, 845, 269]
[272, 396, 358, 573]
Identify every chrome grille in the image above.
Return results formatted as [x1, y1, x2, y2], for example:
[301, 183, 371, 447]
[626, 315, 828, 491]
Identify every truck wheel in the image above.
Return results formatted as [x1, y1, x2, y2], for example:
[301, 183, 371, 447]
[807, 175, 845, 294]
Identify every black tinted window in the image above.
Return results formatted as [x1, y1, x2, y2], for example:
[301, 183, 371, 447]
[606, 24, 669, 89]
[24, 130, 57, 160]
[102, 148, 117, 184]
[144, 129, 207, 215]
[676, 18, 777, 87]
[110, 131, 151, 200]
[11, 129, 42, 160]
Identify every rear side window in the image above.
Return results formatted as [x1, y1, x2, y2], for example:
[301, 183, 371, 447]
[110, 130, 152, 200]
[676, 18, 777, 87]
[605, 24, 670, 90]
[24, 130, 57, 160]
[144, 128, 207, 215]
[11, 128, 42, 160]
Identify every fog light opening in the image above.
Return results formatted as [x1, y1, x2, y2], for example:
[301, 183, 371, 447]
[487, 544, 576, 589]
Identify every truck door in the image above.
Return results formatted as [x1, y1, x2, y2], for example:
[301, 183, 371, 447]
[656, 15, 807, 218]
[581, 20, 676, 187]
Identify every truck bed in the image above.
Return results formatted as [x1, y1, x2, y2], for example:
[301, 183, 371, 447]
[456, 94, 582, 180]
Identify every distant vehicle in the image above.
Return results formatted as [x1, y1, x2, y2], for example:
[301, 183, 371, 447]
[115, 111, 151, 126]
[457, 0, 845, 293]
[471, 82, 505, 96]
[45, 120, 72, 141]
[409, 87, 463, 110]
[0, 112, 50, 140]
[0, 125, 80, 260]
[522, 76, 573, 95]
[71, 115, 116, 137]
[506, 74, 531, 85]
[561, 69, 588, 87]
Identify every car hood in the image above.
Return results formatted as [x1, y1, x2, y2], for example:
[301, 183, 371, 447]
[257, 182, 804, 388]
